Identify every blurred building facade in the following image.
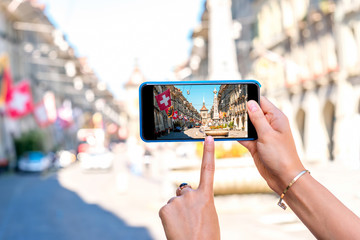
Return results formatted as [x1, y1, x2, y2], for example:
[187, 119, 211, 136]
[123, 65, 146, 142]
[0, 0, 121, 170]
[181, 0, 360, 168]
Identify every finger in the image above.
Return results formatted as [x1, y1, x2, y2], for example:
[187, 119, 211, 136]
[238, 140, 256, 155]
[259, 96, 288, 133]
[167, 196, 177, 204]
[198, 136, 215, 194]
[247, 100, 272, 137]
[259, 96, 278, 115]
[176, 185, 193, 196]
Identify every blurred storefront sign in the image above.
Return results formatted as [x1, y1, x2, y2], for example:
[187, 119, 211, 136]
[77, 128, 105, 150]
[33, 91, 57, 127]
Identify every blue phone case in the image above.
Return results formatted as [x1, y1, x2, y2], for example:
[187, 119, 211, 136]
[139, 80, 261, 143]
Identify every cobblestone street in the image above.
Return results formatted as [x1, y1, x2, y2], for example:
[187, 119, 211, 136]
[1, 146, 359, 240]
[158, 128, 248, 140]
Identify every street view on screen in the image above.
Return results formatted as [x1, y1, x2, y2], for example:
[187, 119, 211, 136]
[153, 84, 248, 140]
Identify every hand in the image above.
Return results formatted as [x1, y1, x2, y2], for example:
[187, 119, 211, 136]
[239, 96, 305, 195]
[159, 136, 220, 240]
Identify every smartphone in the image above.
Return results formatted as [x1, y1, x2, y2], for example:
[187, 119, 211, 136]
[139, 80, 260, 142]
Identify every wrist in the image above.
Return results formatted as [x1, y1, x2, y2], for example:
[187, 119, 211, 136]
[273, 166, 307, 196]
[277, 170, 310, 210]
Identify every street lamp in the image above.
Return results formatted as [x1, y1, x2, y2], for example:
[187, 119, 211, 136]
[97, 81, 107, 91]
[85, 89, 95, 102]
[65, 61, 76, 77]
[73, 76, 83, 90]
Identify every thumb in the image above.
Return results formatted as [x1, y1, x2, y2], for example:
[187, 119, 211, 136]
[247, 100, 272, 137]
[198, 136, 215, 194]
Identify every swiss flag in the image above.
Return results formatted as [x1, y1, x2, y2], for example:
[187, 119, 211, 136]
[172, 110, 178, 120]
[155, 89, 171, 111]
[6, 80, 33, 118]
[57, 101, 73, 129]
[33, 92, 57, 127]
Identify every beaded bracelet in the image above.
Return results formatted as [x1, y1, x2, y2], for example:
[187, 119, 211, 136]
[278, 170, 310, 210]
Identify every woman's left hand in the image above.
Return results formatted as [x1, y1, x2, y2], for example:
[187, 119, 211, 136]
[159, 136, 220, 240]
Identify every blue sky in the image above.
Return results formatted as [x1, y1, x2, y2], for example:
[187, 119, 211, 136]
[39, 0, 206, 100]
[175, 84, 221, 112]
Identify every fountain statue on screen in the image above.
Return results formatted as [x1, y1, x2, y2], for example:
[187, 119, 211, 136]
[212, 87, 220, 125]
[204, 87, 229, 137]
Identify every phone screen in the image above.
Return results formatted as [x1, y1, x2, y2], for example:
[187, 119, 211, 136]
[140, 81, 259, 142]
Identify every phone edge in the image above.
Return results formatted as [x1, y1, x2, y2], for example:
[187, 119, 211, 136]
[139, 80, 261, 143]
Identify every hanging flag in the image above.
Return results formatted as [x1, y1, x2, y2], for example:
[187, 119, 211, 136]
[57, 100, 73, 129]
[155, 89, 171, 111]
[0, 157, 8, 167]
[179, 114, 183, 120]
[184, 116, 188, 122]
[172, 110, 178, 120]
[5, 80, 33, 118]
[33, 92, 57, 127]
[0, 55, 12, 108]
[166, 106, 174, 118]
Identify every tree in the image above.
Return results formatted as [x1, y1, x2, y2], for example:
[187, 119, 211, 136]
[14, 130, 44, 159]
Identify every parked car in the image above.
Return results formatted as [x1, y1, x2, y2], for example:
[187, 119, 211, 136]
[18, 151, 52, 172]
[174, 126, 182, 132]
[78, 148, 114, 171]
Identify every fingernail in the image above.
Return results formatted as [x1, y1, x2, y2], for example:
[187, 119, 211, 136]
[248, 101, 258, 112]
[205, 136, 213, 144]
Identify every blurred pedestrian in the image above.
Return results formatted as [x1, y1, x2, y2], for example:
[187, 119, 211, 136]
[159, 97, 360, 240]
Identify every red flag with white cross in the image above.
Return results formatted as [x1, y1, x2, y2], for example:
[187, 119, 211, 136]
[5, 80, 33, 119]
[155, 89, 171, 111]
[33, 92, 57, 127]
[172, 110, 178, 120]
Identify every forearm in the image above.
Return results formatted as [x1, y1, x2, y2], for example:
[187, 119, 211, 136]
[243, 98, 360, 238]
[284, 173, 360, 239]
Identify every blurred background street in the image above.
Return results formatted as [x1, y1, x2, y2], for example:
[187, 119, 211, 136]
[1, 146, 359, 240]
[0, 0, 360, 239]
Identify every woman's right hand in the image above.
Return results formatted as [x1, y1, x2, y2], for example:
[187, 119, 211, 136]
[239, 96, 305, 195]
